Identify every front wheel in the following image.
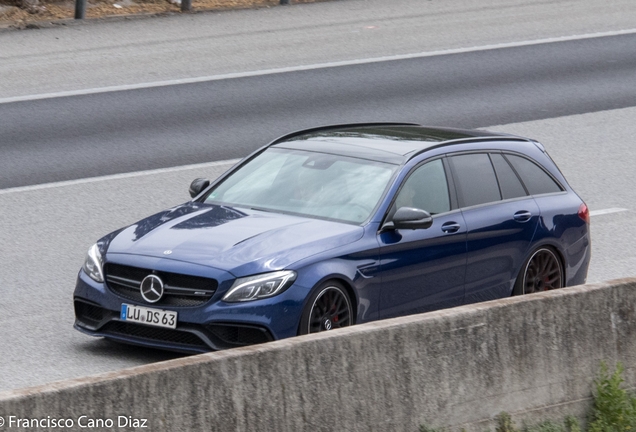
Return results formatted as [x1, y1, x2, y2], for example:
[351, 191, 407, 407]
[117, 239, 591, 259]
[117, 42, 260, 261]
[299, 281, 353, 335]
[513, 247, 563, 295]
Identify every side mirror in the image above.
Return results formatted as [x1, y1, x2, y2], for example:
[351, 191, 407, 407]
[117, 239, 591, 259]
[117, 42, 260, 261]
[384, 207, 433, 230]
[189, 178, 210, 198]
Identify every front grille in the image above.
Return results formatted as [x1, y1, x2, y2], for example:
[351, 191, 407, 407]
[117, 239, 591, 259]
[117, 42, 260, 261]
[104, 263, 217, 307]
[102, 321, 208, 349]
[207, 324, 273, 346]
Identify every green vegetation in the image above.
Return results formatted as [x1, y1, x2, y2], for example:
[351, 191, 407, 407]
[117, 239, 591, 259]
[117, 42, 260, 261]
[420, 362, 636, 432]
[420, 424, 448, 432]
[491, 413, 581, 432]
[588, 362, 636, 431]
[495, 412, 518, 432]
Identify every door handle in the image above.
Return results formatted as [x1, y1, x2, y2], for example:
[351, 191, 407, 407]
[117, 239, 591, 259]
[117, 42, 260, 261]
[441, 221, 460, 233]
[513, 210, 532, 222]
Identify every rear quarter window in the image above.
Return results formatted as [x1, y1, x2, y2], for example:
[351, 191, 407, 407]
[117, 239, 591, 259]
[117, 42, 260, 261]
[505, 154, 563, 195]
[490, 153, 527, 200]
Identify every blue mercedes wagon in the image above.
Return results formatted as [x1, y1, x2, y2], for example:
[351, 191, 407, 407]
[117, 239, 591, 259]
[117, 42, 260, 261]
[74, 123, 591, 352]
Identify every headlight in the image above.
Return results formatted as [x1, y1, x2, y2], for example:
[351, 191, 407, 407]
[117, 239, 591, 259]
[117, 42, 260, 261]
[222, 271, 296, 302]
[83, 243, 104, 283]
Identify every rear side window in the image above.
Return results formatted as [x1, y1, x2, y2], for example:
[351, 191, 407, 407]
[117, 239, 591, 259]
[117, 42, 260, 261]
[449, 153, 501, 207]
[505, 154, 563, 195]
[490, 153, 527, 200]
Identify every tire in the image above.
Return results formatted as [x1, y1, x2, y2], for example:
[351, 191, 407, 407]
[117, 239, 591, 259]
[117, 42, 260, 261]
[299, 281, 353, 335]
[513, 247, 564, 295]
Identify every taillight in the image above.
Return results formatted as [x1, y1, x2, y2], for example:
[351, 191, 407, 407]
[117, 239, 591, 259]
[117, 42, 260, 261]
[578, 203, 590, 224]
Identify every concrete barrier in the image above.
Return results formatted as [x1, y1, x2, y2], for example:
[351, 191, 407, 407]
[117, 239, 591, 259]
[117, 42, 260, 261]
[2, 278, 636, 431]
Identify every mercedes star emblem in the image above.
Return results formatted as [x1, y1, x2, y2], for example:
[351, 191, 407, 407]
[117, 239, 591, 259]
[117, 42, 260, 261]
[140, 274, 164, 303]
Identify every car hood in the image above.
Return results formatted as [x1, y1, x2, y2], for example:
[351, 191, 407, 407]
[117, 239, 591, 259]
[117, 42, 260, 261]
[105, 202, 364, 276]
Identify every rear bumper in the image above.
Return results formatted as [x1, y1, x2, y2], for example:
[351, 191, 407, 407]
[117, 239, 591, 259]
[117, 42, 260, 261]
[565, 231, 591, 286]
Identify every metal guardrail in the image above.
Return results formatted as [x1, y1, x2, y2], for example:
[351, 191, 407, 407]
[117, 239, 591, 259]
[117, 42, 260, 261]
[75, 0, 291, 19]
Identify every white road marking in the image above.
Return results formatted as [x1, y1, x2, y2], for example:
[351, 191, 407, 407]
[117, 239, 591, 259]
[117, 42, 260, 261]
[0, 159, 240, 196]
[1, 28, 636, 105]
[590, 208, 629, 217]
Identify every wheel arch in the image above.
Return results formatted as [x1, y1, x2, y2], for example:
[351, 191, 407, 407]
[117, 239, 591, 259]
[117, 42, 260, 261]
[513, 241, 567, 295]
[304, 275, 359, 325]
[325, 277, 358, 326]
[529, 241, 567, 283]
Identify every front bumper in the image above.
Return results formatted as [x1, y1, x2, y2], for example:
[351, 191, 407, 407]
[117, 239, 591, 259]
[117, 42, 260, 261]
[74, 298, 275, 353]
[73, 269, 306, 353]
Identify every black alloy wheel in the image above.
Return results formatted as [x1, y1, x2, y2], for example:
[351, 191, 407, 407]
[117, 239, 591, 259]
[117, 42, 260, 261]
[514, 248, 563, 295]
[299, 282, 353, 334]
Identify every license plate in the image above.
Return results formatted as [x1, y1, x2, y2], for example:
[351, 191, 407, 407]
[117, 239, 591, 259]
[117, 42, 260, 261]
[120, 304, 177, 329]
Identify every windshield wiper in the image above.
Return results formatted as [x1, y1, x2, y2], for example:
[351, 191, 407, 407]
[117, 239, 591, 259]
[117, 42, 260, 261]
[249, 206, 278, 213]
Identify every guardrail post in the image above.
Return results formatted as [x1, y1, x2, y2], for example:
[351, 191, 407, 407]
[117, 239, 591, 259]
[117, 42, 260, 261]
[74, 0, 86, 19]
[181, 0, 191, 12]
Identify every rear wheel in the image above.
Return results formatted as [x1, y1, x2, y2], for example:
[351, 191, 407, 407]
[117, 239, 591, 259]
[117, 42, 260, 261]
[513, 247, 563, 295]
[299, 281, 353, 335]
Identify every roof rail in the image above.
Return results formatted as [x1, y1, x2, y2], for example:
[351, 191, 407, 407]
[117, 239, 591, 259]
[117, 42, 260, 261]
[407, 136, 532, 160]
[267, 122, 422, 146]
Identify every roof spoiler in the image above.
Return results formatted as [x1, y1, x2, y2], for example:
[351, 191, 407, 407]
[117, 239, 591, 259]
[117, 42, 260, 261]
[267, 122, 422, 146]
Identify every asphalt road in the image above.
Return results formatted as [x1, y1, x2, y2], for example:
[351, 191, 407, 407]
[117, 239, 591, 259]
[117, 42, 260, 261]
[2, 31, 636, 189]
[1, 0, 636, 393]
[2, 0, 635, 99]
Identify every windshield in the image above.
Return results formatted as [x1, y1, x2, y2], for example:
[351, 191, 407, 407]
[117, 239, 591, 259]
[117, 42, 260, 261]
[204, 148, 398, 223]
